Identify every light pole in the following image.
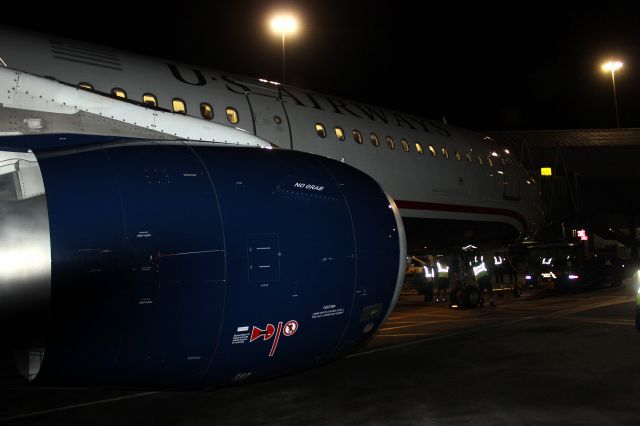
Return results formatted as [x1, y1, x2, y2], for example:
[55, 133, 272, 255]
[270, 14, 298, 84]
[601, 60, 623, 128]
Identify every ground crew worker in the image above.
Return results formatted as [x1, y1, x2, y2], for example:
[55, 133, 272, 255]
[474, 258, 495, 307]
[449, 254, 462, 308]
[423, 256, 435, 302]
[436, 257, 450, 302]
[493, 253, 504, 283]
[411, 263, 427, 299]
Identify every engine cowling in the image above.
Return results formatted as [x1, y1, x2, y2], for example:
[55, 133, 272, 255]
[0, 137, 405, 388]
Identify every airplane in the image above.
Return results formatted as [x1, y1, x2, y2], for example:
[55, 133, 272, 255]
[0, 26, 543, 388]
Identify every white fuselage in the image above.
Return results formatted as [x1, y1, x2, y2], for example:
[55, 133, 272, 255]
[0, 26, 543, 247]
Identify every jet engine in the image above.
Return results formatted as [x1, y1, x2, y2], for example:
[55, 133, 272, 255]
[0, 136, 405, 388]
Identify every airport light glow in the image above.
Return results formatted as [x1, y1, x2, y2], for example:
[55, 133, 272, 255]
[270, 13, 299, 84]
[271, 15, 298, 34]
[601, 60, 623, 72]
[601, 59, 623, 128]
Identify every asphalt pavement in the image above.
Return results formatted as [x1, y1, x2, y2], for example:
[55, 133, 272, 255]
[1, 281, 638, 425]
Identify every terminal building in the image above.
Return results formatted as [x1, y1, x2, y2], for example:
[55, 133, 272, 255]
[486, 128, 640, 259]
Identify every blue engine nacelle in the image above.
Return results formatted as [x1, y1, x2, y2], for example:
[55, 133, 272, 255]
[0, 137, 405, 388]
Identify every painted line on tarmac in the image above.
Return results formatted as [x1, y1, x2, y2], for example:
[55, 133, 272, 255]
[0, 392, 159, 423]
[379, 316, 506, 332]
[350, 296, 633, 359]
[348, 316, 537, 359]
[377, 333, 440, 337]
[546, 296, 632, 317]
[557, 316, 635, 327]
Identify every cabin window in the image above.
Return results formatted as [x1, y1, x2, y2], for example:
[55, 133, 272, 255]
[226, 107, 239, 124]
[415, 142, 424, 155]
[428, 145, 437, 157]
[401, 139, 410, 152]
[441, 147, 449, 159]
[142, 93, 158, 107]
[274, 115, 282, 124]
[353, 129, 363, 144]
[455, 150, 461, 161]
[385, 136, 395, 150]
[78, 82, 93, 90]
[200, 103, 214, 120]
[477, 154, 483, 166]
[111, 88, 126, 99]
[172, 98, 187, 114]
[370, 133, 380, 147]
[315, 123, 327, 138]
[466, 152, 472, 164]
[335, 127, 345, 141]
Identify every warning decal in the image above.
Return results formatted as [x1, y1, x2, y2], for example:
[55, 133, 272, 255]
[249, 320, 299, 357]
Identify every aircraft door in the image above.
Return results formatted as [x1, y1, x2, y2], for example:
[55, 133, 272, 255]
[246, 87, 292, 149]
[501, 158, 521, 200]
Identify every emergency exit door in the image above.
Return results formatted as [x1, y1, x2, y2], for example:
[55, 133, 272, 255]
[246, 88, 292, 149]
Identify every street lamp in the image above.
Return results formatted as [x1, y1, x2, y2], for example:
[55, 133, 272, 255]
[601, 60, 623, 128]
[270, 14, 298, 84]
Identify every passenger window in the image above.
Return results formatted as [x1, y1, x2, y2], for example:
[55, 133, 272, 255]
[172, 98, 187, 114]
[200, 103, 214, 120]
[335, 127, 345, 141]
[428, 145, 437, 157]
[370, 133, 380, 147]
[455, 150, 461, 161]
[441, 147, 449, 159]
[111, 88, 126, 99]
[315, 123, 327, 138]
[78, 82, 93, 90]
[386, 136, 396, 150]
[477, 154, 483, 166]
[142, 93, 157, 107]
[415, 142, 424, 155]
[353, 129, 363, 144]
[466, 152, 472, 163]
[401, 139, 410, 152]
[226, 107, 239, 124]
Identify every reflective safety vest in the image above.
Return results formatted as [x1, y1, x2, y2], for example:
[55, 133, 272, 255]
[493, 256, 503, 266]
[437, 262, 449, 278]
[473, 262, 489, 280]
[423, 266, 435, 279]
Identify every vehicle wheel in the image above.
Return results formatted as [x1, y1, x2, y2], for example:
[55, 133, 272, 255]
[460, 285, 480, 309]
[513, 287, 522, 298]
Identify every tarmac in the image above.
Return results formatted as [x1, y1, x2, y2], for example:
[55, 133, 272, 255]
[1, 280, 638, 425]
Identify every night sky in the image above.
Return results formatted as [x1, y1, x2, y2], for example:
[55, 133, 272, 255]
[2, 1, 639, 131]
